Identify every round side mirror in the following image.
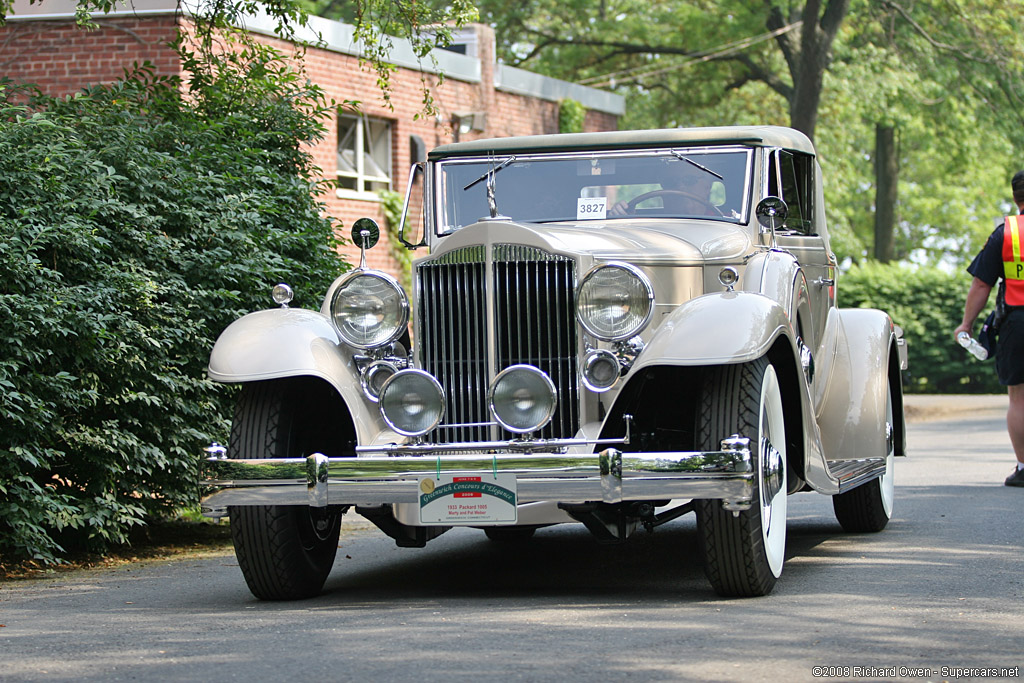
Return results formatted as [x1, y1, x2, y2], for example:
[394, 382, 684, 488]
[351, 218, 380, 251]
[755, 197, 789, 231]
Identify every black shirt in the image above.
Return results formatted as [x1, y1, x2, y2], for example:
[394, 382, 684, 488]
[967, 218, 1006, 286]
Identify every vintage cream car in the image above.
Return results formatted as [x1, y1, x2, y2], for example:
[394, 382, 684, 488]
[201, 126, 907, 600]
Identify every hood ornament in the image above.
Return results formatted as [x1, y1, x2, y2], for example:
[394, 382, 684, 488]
[464, 155, 514, 221]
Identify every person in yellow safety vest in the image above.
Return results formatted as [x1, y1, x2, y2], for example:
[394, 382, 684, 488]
[955, 170, 1024, 487]
[1004, 214, 1024, 302]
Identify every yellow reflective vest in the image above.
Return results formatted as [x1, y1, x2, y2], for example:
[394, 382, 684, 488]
[1003, 215, 1024, 305]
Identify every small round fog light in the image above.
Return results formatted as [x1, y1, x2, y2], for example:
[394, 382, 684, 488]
[361, 361, 397, 403]
[582, 349, 621, 392]
[378, 370, 445, 437]
[488, 365, 557, 434]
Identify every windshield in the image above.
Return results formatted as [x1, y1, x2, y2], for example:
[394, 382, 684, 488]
[435, 146, 753, 234]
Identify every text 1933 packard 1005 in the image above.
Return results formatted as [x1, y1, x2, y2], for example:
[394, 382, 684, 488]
[201, 126, 908, 600]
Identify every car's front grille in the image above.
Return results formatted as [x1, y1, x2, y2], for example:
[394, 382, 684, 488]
[417, 244, 579, 443]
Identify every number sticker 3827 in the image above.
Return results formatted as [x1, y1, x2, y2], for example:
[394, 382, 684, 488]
[577, 197, 607, 220]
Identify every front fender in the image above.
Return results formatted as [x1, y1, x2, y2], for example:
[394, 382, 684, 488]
[634, 291, 793, 369]
[628, 290, 834, 494]
[208, 309, 383, 441]
[209, 308, 351, 383]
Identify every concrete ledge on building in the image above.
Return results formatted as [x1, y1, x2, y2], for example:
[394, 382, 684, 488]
[243, 10, 482, 85]
[7, 0, 177, 18]
[7, 0, 624, 116]
[497, 64, 625, 116]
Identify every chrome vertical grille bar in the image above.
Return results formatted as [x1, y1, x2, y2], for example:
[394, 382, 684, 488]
[492, 245, 578, 441]
[560, 259, 580, 435]
[418, 247, 488, 444]
[544, 257, 562, 435]
[453, 261, 466, 443]
[440, 260, 453, 439]
[447, 261, 460, 441]
[468, 258, 489, 442]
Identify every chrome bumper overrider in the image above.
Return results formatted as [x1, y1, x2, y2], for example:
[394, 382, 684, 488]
[200, 436, 754, 518]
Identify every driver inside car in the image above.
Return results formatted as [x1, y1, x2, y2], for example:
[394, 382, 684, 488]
[608, 164, 717, 217]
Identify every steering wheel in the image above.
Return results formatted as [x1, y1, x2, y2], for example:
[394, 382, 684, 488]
[625, 189, 718, 215]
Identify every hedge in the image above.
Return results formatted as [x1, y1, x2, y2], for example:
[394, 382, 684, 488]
[0, 56, 346, 564]
[839, 262, 1001, 394]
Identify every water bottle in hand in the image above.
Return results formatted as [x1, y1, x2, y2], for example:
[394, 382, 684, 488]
[957, 331, 988, 361]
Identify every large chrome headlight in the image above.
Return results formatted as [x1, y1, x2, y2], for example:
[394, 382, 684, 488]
[488, 365, 557, 434]
[330, 271, 408, 349]
[576, 263, 654, 341]
[378, 370, 445, 437]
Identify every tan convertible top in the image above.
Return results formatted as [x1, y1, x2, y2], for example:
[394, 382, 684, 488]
[429, 125, 815, 160]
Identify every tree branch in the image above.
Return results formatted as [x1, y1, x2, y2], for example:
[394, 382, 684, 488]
[731, 53, 794, 100]
[819, 0, 849, 38]
[522, 29, 702, 59]
[881, 0, 992, 64]
[764, 1, 798, 76]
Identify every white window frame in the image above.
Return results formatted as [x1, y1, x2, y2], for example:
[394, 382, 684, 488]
[337, 114, 392, 200]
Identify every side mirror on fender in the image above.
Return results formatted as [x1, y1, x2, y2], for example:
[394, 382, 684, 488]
[755, 196, 789, 248]
[351, 217, 380, 269]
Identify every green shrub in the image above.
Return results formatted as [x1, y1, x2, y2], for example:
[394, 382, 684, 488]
[558, 98, 586, 134]
[0, 56, 345, 564]
[378, 189, 413, 297]
[839, 262, 1001, 394]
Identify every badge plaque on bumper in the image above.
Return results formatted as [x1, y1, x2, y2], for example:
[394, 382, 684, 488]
[418, 474, 518, 524]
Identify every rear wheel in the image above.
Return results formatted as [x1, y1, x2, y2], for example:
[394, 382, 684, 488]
[696, 358, 788, 597]
[832, 377, 895, 532]
[228, 380, 344, 600]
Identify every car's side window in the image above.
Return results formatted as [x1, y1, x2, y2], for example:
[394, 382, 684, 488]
[768, 150, 815, 235]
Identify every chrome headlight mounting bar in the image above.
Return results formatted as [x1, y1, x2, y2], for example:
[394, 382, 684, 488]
[357, 414, 635, 456]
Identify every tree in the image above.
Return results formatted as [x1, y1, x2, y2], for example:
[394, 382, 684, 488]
[0, 0, 475, 565]
[825, 0, 1024, 263]
[761, 0, 850, 141]
[298, 0, 477, 115]
[475, 0, 1024, 267]
[0, 59, 345, 563]
[472, 0, 848, 140]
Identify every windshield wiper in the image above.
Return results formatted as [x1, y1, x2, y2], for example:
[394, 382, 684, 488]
[463, 155, 517, 191]
[463, 155, 516, 220]
[671, 150, 724, 180]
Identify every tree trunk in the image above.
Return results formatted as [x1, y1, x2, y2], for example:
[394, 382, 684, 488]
[873, 123, 898, 263]
[782, 0, 851, 141]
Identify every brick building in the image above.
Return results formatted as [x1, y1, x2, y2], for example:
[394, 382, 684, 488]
[1, 0, 624, 275]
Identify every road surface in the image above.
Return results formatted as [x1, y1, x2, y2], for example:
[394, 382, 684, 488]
[1, 395, 1021, 681]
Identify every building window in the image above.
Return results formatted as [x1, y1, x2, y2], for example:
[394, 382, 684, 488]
[337, 114, 392, 196]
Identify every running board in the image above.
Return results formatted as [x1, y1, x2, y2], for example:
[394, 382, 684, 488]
[825, 458, 888, 494]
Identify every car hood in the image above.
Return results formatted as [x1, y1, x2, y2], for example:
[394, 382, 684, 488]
[429, 219, 754, 265]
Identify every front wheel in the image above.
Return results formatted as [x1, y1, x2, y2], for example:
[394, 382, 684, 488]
[832, 376, 895, 532]
[228, 379, 344, 600]
[696, 358, 788, 597]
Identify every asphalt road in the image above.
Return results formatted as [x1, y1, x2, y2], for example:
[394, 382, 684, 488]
[2, 395, 1022, 682]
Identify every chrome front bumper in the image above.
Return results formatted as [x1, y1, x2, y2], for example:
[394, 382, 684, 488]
[200, 436, 755, 519]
